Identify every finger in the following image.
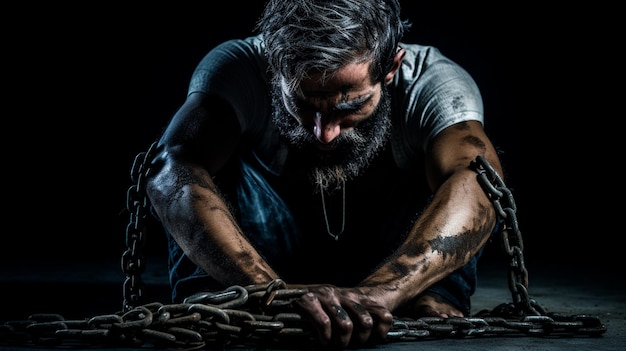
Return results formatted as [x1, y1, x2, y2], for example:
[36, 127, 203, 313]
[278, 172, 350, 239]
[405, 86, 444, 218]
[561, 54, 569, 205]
[324, 303, 352, 348]
[294, 292, 332, 346]
[372, 307, 394, 341]
[342, 301, 373, 346]
[359, 301, 394, 342]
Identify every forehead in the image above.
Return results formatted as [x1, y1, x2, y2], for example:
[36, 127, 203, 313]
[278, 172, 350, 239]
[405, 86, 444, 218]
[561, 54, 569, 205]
[298, 61, 373, 95]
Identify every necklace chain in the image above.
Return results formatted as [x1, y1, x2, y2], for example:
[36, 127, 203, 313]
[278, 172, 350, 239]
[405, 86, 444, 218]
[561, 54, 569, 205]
[320, 181, 346, 241]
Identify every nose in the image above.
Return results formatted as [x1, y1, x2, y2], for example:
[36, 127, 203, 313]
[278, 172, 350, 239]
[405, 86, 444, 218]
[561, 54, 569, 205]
[313, 112, 341, 144]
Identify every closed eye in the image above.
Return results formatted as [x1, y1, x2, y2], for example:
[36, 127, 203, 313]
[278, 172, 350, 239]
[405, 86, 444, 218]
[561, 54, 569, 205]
[294, 94, 372, 114]
[332, 97, 370, 114]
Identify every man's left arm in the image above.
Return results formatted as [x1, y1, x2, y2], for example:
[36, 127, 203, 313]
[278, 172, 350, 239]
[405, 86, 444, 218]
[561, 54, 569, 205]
[358, 120, 503, 312]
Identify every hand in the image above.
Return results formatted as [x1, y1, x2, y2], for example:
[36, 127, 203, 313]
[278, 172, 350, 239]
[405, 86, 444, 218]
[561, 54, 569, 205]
[292, 284, 393, 349]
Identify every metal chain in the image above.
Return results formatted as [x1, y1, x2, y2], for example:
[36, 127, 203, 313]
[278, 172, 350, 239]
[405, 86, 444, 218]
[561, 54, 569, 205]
[0, 149, 608, 349]
[0, 282, 607, 349]
[122, 141, 160, 312]
[469, 155, 544, 318]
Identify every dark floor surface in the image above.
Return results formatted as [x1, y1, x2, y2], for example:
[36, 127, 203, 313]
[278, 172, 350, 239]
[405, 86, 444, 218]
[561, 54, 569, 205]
[0, 256, 623, 351]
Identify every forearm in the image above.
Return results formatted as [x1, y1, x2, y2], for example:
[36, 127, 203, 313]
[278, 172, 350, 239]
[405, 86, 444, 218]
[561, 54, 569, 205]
[147, 157, 280, 287]
[357, 167, 496, 312]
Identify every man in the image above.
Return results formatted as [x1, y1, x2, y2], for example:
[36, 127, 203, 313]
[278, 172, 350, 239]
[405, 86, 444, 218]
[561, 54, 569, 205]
[145, 0, 504, 348]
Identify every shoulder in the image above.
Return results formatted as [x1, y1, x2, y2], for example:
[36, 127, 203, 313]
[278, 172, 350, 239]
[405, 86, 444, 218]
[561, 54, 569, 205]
[189, 34, 269, 95]
[195, 35, 266, 70]
[400, 43, 446, 63]
[217, 35, 265, 56]
[394, 42, 481, 107]
[389, 43, 484, 168]
[395, 43, 472, 88]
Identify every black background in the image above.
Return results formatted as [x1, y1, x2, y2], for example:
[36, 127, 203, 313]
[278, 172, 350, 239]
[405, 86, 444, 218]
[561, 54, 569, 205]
[3, 2, 621, 273]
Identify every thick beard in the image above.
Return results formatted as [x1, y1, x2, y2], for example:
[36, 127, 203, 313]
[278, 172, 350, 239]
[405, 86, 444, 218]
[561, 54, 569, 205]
[271, 83, 392, 193]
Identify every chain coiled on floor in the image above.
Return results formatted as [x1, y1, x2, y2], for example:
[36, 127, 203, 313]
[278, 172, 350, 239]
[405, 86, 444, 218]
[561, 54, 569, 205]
[0, 145, 607, 349]
[0, 281, 607, 349]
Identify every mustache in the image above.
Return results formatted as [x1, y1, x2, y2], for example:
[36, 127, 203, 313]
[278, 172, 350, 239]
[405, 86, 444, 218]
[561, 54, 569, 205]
[270, 81, 392, 192]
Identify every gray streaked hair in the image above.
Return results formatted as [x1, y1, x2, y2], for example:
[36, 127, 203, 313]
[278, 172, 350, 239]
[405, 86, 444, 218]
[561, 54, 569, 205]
[256, 0, 411, 95]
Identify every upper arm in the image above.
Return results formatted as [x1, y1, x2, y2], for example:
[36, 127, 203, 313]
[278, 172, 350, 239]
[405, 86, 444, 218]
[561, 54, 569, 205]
[155, 37, 270, 175]
[158, 92, 242, 175]
[424, 120, 502, 191]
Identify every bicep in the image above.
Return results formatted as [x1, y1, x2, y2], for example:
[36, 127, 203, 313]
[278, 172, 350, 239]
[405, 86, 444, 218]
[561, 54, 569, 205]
[424, 120, 502, 190]
[159, 92, 241, 175]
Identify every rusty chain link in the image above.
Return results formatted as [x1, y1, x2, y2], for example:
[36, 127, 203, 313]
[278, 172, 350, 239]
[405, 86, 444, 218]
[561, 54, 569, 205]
[0, 146, 607, 349]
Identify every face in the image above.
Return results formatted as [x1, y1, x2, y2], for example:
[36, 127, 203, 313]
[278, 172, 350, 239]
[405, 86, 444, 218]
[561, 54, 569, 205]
[271, 61, 392, 192]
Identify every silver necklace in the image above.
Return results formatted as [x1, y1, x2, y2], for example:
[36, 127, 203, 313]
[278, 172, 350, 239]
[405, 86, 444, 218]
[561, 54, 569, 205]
[320, 181, 346, 241]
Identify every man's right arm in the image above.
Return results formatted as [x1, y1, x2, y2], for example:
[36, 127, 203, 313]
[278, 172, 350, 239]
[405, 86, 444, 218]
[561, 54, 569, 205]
[145, 92, 280, 287]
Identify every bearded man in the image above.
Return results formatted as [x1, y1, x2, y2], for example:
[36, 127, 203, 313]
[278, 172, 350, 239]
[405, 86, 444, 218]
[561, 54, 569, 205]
[146, 0, 504, 348]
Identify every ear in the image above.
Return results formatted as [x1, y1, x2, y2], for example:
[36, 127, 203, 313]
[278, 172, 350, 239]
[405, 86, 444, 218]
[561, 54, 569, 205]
[384, 47, 405, 85]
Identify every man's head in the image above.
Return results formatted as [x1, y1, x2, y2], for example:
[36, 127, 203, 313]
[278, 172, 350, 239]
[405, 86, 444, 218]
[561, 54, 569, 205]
[270, 74, 393, 192]
[258, 0, 411, 94]
[258, 0, 411, 191]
